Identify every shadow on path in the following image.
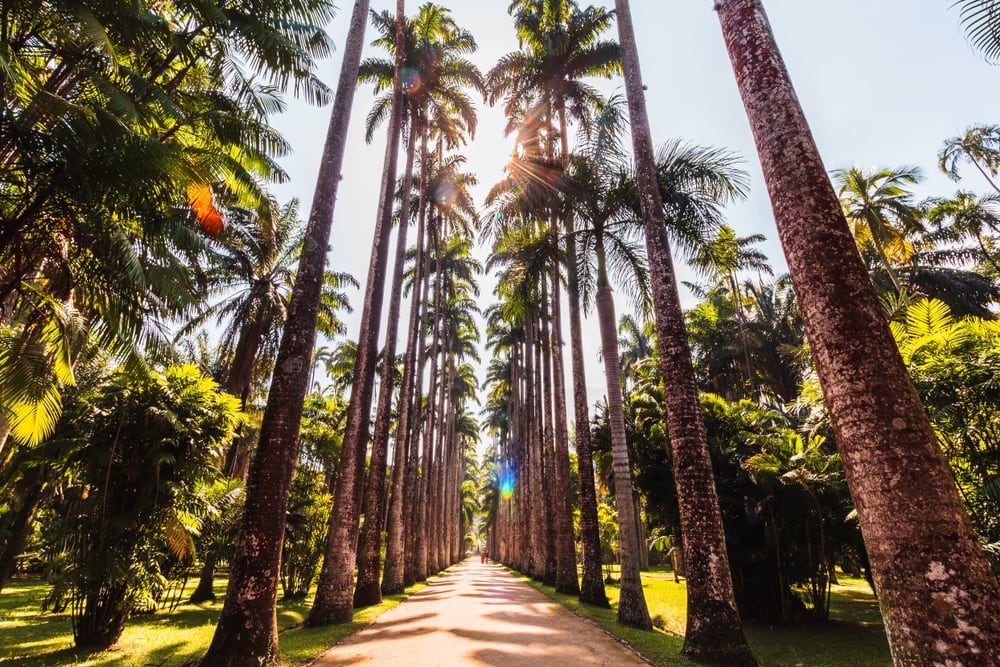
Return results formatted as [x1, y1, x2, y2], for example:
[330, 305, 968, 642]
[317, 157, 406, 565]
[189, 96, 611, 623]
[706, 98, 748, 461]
[314, 560, 646, 666]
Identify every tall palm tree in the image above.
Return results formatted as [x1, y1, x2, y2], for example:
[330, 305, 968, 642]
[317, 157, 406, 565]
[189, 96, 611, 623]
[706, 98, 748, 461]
[614, 0, 754, 660]
[834, 166, 925, 293]
[940, 124, 1000, 194]
[307, 0, 407, 628]
[565, 138, 652, 628]
[926, 191, 1000, 274]
[715, 1, 1000, 663]
[200, 0, 373, 662]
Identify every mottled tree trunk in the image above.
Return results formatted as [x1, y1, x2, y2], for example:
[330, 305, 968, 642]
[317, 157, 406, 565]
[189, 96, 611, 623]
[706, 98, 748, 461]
[415, 234, 443, 582]
[564, 232, 608, 607]
[403, 164, 432, 586]
[613, 0, 755, 662]
[354, 90, 415, 607]
[716, 1, 1000, 663]
[200, 3, 371, 663]
[538, 309, 557, 586]
[522, 322, 540, 579]
[593, 244, 651, 629]
[549, 260, 580, 595]
[306, 0, 406, 626]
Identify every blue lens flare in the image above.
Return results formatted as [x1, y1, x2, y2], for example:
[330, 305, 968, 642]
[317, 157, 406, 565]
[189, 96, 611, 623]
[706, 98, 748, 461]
[499, 461, 516, 500]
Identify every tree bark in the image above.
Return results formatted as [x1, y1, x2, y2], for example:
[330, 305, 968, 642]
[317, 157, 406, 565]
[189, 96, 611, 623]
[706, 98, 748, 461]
[200, 3, 371, 662]
[307, 0, 406, 627]
[564, 228, 608, 607]
[416, 237, 444, 580]
[189, 553, 219, 603]
[540, 290, 558, 586]
[549, 261, 581, 595]
[614, 0, 755, 661]
[354, 103, 416, 608]
[383, 125, 427, 596]
[593, 245, 651, 629]
[715, 1, 1000, 662]
[403, 168, 432, 585]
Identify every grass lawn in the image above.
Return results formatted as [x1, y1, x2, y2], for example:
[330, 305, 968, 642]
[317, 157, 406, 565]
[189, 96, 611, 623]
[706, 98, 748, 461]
[0, 575, 429, 666]
[510, 566, 891, 667]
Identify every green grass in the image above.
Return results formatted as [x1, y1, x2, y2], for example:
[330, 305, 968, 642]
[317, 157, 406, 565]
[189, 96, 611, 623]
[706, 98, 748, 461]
[0, 575, 429, 666]
[509, 566, 891, 667]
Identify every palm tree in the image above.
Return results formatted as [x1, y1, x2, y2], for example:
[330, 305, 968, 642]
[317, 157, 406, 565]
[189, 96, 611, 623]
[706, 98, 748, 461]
[692, 225, 772, 392]
[201, 0, 372, 662]
[565, 135, 652, 628]
[182, 203, 356, 480]
[715, 0, 1000, 663]
[615, 0, 754, 660]
[940, 125, 1000, 194]
[953, 1, 1000, 63]
[834, 166, 925, 293]
[926, 191, 1000, 274]
[307, 0, 406, 628]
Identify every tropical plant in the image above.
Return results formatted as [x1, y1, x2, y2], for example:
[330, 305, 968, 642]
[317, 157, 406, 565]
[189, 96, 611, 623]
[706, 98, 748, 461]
[55, 365, 240, 649]
[834, 166, 925, 293]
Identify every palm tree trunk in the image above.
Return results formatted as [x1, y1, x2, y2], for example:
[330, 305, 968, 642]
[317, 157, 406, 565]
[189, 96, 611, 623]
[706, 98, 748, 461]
[415, 230, 443, 581]
[558, 100, 606, 607]
[436, 355, 452, 569]
[870, 234, 904, 293]
[538, 311, 557, 585]
[540, 288, 558, 586]
[716, 1, 1000, 662]
[593, 243, 651, 630]
[404, 196, 433, 586]
[549, 260, 581, 595]
[189, 553, 219, 604]
[614, 0, 755, 661]
[307, 0, 406, 627]
[354, 111, 416, 608]
[521, 320, 540, 579]
[564, 232, 608, 607]
[383, 124, 427, 596]
[200, 2, 371, 661]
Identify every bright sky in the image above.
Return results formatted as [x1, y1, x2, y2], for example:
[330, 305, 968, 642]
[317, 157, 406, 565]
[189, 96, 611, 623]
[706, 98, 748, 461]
[271, 0, 1000, 413]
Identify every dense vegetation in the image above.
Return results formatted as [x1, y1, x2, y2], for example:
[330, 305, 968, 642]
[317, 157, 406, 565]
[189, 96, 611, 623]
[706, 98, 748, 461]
[2, 1, 999, 666]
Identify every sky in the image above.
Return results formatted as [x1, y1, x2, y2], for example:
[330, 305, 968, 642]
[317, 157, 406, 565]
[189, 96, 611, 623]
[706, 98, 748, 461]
[269, 0, 1000, 415]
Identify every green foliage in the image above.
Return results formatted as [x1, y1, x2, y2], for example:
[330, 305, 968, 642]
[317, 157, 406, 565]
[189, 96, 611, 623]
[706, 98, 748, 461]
[52, 365, 241, 648]
[281, 468, 332, 600]
[0, 0, 335, 444]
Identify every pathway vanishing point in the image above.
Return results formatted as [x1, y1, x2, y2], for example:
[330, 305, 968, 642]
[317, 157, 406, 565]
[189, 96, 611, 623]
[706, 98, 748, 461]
[314, 559, 648, 666]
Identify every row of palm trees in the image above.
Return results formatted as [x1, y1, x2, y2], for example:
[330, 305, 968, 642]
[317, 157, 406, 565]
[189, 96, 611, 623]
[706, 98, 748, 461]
[195, 2, 1000, 667]
[483, 1, 1000, 666]
[201, 2, 487, 663]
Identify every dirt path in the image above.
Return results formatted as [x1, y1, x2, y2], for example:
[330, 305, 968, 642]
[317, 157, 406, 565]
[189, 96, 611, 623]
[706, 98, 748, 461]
[314, 559, 647, 666]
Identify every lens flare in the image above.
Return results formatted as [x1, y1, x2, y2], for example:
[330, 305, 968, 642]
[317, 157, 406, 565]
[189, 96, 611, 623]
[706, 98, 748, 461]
[403, 66, 422, 94]
[499, 462, 516, 500]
